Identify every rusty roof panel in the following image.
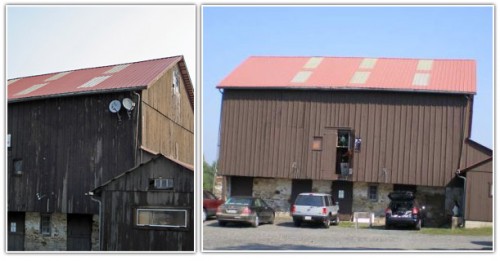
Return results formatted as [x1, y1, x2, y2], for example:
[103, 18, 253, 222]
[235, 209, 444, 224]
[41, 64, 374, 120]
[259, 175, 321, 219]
[218, 56, 476, 94]
[8, 56, 188, 102]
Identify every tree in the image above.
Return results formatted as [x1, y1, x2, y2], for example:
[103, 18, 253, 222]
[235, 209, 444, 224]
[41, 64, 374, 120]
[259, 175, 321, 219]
[203, 156, 216, 192]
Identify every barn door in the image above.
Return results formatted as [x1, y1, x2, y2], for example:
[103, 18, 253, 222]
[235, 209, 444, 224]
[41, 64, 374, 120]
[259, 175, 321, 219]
[331, 181, 353, 221]
[290, 179, 313, 205]
[67, 214, 92, 251]
[230, 176, 253, 197]
[321, 128, 337, 179]
[8, 212, 25, 251]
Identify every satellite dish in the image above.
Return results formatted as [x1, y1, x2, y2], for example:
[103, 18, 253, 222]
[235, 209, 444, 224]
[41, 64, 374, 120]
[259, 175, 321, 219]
[122, 98, 135, 111]
[109, 100, 121, 113]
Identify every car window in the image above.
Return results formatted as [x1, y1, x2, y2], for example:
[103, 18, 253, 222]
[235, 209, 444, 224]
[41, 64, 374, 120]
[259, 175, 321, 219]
[254, 199, 262, 207]
[295, 195, 324, 206]
[205, 191, 216, 200]
[226, 197, 252, 206]
[261, 199, 269, 208]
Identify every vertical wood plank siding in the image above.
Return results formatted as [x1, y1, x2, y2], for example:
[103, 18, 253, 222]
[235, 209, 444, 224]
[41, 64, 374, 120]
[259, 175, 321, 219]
[99, 157, 194, 251]
[141, 65, 194, 165]
[465, 162, 493, 222]
[8, 92, 138, 214]
[218, 90, 468, 187]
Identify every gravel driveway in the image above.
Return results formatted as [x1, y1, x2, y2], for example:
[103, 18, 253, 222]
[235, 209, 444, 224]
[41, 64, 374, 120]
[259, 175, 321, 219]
[203, 218, 493, 251]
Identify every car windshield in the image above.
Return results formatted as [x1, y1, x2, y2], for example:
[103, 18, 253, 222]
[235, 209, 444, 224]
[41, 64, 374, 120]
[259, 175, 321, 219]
[226, 197, 252, 206]
[295, 195, 323, 206]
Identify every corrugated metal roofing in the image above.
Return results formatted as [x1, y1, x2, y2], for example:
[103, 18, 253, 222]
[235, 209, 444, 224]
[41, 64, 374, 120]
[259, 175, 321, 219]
[8, 56, 195, 107]
[217, 56, 476, 94]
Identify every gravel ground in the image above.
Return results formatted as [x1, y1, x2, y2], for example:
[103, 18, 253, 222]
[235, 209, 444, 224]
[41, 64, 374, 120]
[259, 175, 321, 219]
[202, 217, 493, 251]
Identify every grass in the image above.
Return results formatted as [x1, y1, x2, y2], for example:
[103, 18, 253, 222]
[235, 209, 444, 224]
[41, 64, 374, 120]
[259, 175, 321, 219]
[419, 227, 493, 236]
[337, 222, 492, 236]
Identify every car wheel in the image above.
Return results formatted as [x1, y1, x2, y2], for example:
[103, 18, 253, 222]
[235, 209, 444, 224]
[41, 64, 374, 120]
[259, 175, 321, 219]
[293, 218, 302, 227]
[323, 216, 331, 228]
[333, 215, 340, 226]
[269, 214, 275, 224]
[203, 209, 207, 222]
[252, 215, 259, 228]
[415, 220, 422, 231]
[218, 220, 226, 227]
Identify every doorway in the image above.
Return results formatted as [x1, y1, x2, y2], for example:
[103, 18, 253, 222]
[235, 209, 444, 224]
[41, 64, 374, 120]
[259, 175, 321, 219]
[331, 181, 353, 221]
[291, 179, 313, 205]
[8, 212, 25, 251]
[230, 176, 254, 197]
[67, 214, 93, 251]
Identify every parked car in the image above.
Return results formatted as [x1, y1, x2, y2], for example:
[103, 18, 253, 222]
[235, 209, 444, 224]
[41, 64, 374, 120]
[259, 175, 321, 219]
[385, 191, 425, 230]
[203, 190, 225, 222]
[291, 192, 340, 228]
[216, 196, 275, 227]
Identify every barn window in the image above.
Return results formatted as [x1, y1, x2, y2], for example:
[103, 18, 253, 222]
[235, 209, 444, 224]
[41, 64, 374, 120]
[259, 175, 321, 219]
[136, 209, 187, 228]
[150, 178, 174, 190]
[312, 136, 322, 151]
[13, 159, 23, 175]
[336, 130, 353, 175]
[40, 214, 51, 236]
[368, 185, 378, 201]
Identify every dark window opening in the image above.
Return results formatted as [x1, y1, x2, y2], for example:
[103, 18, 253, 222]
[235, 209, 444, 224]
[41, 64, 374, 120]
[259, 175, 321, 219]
[136, 208, 187, 228]
[40, 214, 51, 236]
[13, 159, 23, 175]
[336, 130, 353, 175]
[368, 185, 378, 201]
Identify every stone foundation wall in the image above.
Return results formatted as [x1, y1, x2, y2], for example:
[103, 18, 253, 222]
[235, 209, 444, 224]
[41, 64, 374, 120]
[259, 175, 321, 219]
[417, 186, 447, 227]
[253, 178, 292, 216]
[312, 180, 332, 194]
[91, 214, 100, 251]
[25, 212, 67, 251]
[213, 175, 224, 199]
[352, 182, 392, 222]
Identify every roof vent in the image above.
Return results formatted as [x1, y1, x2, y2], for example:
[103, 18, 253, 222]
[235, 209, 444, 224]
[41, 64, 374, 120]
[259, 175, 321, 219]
[78, 75, 111, 88]
[15, 83, 49, 96]
[104, 64, 130, 74]
[45, 71, 71, 81]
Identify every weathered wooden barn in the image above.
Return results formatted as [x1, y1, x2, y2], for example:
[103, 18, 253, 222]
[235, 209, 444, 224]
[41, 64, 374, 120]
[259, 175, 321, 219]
[7, 56, 194, 251]
[215, 56, 492, 226]
[91, 154, 194, 251]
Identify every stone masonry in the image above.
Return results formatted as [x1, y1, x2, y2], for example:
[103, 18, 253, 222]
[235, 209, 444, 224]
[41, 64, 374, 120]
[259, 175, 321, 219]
[25, 212, 67, 251]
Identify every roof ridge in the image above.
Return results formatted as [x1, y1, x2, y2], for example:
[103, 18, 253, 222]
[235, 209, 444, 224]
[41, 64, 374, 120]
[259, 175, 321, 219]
[8, 55, 184, 81]
[247, 55, 475, 61]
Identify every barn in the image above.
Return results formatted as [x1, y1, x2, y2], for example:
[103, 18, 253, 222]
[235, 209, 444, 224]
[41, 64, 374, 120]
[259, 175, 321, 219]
[91, 154, 194, 251]
[215, 56, 492, 227]
[7, 55, 194, 251]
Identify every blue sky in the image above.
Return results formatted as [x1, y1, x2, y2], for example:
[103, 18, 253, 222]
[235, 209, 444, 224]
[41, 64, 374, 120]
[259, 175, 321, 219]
[202, 6, 494, 164]
[6, 5, 195, 81]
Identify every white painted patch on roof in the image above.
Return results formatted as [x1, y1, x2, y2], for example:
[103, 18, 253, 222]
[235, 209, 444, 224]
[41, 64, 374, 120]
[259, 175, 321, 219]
[359, 58, 378, 69]
[78, 75, 111, 88]
[417, 60, 433, 71]
[412, 73, 430, 86]
[104, 64, 130, 74]
[15, 83, 49, 96]
[8, 79, 20, 85]
[291, 71, 313, 83]
[45, 71, 71, 81]
[303, 57, 324, 69]
[350, 71, 371, 84]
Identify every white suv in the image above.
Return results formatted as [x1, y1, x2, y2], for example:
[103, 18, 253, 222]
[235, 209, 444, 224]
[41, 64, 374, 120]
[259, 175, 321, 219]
[291, 193, 340, 228]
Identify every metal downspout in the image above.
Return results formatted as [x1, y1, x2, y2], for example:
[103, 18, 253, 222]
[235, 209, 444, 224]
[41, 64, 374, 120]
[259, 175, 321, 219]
[133, 91, 142, 164]
[90, 195, 103, 250]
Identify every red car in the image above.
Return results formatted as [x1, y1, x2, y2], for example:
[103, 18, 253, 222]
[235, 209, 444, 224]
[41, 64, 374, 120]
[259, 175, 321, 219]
[203, 190, 224, 221]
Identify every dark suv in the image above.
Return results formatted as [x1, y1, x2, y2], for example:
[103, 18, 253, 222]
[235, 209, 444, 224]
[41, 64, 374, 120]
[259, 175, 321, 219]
[385, 191, 425, 230]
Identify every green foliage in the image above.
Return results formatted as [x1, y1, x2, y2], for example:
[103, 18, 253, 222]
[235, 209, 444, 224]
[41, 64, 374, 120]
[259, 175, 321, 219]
[203, 157, 216, 191]
[419, 227, 492, 236]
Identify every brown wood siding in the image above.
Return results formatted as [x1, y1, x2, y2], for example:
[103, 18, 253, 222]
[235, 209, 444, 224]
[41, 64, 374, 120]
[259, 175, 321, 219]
[7, 92, 138, 214]
[141, 64, 194, 165]
[99, 156, 193, 251]
[218, 90, 468, 187]
[465, 163, 493, 222]
[461, 140, 492, 172]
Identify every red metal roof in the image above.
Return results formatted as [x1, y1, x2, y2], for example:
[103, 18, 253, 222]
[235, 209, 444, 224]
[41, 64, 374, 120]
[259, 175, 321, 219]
[8, 56, 194, 107]
[217, 56, 476, 94]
